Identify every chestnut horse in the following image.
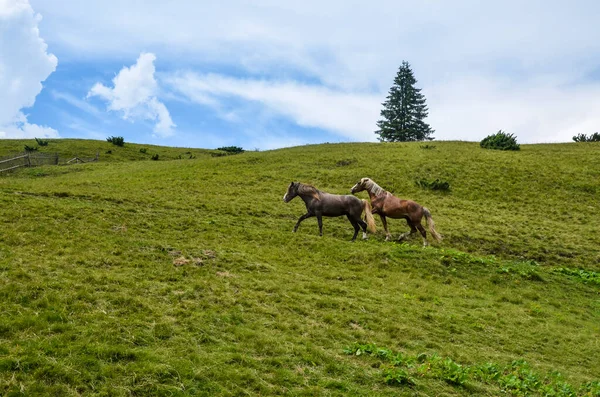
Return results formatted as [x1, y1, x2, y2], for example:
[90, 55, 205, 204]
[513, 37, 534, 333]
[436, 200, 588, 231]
[350, 178, 442, 246]
[283, 182, 376, 241]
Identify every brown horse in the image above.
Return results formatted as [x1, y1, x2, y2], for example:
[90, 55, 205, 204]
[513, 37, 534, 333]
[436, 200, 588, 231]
[283, 182, 376, 241]
[350, 177, 442, 246]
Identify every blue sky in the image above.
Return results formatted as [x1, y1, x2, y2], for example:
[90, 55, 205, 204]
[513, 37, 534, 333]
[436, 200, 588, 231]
[2, 0, 600, 150]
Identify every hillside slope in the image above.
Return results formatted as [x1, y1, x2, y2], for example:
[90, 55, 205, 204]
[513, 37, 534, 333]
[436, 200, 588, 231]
[0, 140, 598, 396]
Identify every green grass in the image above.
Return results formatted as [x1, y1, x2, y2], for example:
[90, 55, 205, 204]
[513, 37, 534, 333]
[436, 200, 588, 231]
[0, 139, 599, 395]
[0, 138, 222, 163]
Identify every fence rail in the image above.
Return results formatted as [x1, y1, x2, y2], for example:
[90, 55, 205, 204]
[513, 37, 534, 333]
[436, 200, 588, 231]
[0, 152, 60, 173]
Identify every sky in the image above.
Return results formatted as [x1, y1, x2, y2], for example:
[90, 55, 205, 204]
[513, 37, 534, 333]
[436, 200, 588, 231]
[1, 0, 600, 150]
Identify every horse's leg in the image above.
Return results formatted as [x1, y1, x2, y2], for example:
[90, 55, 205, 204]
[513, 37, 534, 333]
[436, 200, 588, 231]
[398, 222, 417, 242]
[380, 215, 392, 241]
[356, 218, 368, 240]
[347, 215, 360, 241]
[293, 213, 313, 232]
[316, 212, 323, 236]
[416, 224, 428, 246]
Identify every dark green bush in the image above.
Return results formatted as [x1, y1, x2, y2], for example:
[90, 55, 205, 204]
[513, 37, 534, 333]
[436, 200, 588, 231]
[35, 138, 49, 146]
[151, 154, 159, 161]
[139, 148, 147, 154]
[415, 178, 450, 191]
[573, 132, 600, 142]
[24, 145, 38, 152]
[216, 146, 245, 154]
[480, 130, 520, 151]
[106, 136, 125, 147]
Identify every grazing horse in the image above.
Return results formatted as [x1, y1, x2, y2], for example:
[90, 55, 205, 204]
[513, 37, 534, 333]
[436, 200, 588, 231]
[350, 178, 442, 246]
[283, 182, 376, 241]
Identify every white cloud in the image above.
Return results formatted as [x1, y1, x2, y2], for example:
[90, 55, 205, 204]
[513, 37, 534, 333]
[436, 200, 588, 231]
[167, 72, 381, 141]
[88, 53, 175, 137]
[427, 75, 600, 143]
[0, 0, 59, 138]
[26, 0, 600, 145]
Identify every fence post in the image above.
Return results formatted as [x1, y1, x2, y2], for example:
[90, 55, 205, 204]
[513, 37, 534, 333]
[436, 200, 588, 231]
[26, 153, 31, 167]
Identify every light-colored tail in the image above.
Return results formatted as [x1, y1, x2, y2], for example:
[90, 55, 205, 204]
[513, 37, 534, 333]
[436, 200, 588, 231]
[362, 200, 377, 233]
[423, 207, 442, 242]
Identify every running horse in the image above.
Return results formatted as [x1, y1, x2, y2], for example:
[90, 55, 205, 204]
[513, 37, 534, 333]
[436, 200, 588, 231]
[350, 178, 442, 246]
[283, 182, 376, 241]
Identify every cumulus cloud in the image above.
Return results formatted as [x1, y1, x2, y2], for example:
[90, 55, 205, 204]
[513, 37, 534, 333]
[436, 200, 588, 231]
[0, 0, 59, 138]
[88, 53, 175, 137]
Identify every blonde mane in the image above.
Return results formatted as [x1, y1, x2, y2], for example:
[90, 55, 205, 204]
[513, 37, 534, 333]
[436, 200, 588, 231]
[364, 178, 386, 197]
[297, 183, 321, 201]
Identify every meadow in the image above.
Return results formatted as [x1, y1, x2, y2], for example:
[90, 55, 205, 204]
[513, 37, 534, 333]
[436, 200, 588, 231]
[0, 139, 599, 396]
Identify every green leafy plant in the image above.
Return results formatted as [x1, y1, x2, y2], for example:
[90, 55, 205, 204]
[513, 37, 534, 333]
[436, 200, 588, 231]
[382, 366, 416, 386]
[24, 145, 38, 152]
[480, 130, 520, 151]
[106, 136, 125, 147]
[345, 342, 598, 394]
[573, 132, 600, 142]
[553, 267, 600, 286]
[151, 154, 159, 161]
[35, 138, 49, 146]
[139, 148, 147, 154]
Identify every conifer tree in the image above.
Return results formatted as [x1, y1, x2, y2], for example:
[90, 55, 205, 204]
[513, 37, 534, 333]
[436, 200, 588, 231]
[375, 61, 434, 141]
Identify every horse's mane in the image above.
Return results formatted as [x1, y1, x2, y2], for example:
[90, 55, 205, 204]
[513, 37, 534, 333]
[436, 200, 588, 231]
[297, 183, 321, 200]
[364, 179, 386, 197]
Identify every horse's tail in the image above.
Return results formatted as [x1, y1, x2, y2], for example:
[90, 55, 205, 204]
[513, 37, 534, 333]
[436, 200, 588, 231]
[362, 200, 377, 233]
[423, 207, 442, 242]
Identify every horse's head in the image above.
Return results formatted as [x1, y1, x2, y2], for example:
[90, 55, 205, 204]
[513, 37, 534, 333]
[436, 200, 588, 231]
[351, 178, 370, 194]
[283, 182, 299, 202]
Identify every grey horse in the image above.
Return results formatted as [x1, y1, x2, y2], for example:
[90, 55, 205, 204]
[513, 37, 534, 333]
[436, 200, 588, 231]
[283, 182, 376, 241]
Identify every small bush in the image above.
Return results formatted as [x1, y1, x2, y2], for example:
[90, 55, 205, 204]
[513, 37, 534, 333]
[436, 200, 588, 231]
[35, 138, 49, 146]
[107, 136, 125, 147]
[335, 159, 356, 167]
[415, 178, 450, 191]
[420, 144, 436, 150]
[480, 130, 520, 151]
[573, 132, 600, 142]
[105, 150, 112, 154]
[139, 148, 147, 154]
[151, 154, 159, 161]
[24, 145, 38, 152]
[216, 146, 245, 154]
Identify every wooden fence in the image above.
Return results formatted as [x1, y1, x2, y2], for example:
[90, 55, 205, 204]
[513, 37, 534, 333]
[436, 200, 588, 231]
[0, 152, 59, 173]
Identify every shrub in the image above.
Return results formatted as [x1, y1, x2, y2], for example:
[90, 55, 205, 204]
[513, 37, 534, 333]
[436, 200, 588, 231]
[151, 154, 159, 161]
[573, 132, 600, 142]
[480, 130, 520, 151]
[107, 136, 125, 147]
[24, 145, 38, 152]
[139, 148, 147, 154]
[420, 144, 436, 150]
[415, 178, 450, 191]
[216, 146, 245, 154]
[35, 138, 49, 146]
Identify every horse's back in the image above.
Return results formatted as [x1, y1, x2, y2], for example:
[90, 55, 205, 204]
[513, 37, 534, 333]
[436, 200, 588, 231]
[319, 192, 362, 216]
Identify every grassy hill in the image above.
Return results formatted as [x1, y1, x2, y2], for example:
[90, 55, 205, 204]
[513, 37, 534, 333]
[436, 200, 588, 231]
[0, 139, 598, 396]
[0, 138, 221, 163]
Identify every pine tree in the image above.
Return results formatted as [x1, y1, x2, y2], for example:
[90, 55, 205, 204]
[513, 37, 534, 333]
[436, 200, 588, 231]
[375, 61, 434, 142]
